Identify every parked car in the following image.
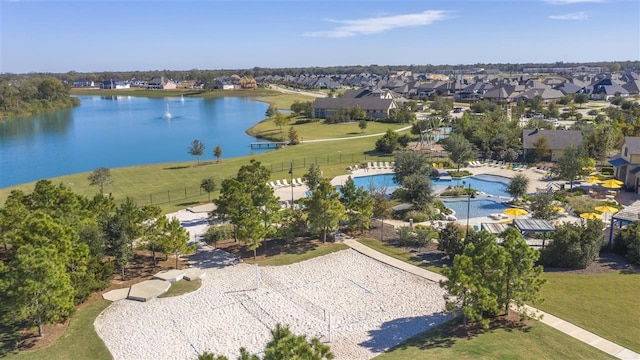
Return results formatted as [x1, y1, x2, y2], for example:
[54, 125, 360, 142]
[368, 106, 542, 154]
[545, 118, 560, 127]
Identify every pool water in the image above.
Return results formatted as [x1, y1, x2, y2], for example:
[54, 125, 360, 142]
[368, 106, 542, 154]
[350, 173, 512, 219]
[444, 198, 510, 219]
[352, 173, 510, 198]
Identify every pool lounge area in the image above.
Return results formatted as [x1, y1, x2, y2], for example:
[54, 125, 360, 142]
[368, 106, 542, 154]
[348, 173, 513, 219]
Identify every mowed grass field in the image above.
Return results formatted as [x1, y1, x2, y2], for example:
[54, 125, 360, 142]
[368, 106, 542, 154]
[376, 319, 616, 360]
[248, 117, 408, 141]
[537, 271, 640, 353]
[0, 135, 400, 212]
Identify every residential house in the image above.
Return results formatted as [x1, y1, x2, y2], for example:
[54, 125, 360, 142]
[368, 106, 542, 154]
[73, 79, 94, 88]
[522, 128, 583, 161]
[147, 76, 177, 90]
[99, 80, 130, 89]
[609, 137, 640, 193]
[586, 78, 629, 100]
[312, 97, 397, 120]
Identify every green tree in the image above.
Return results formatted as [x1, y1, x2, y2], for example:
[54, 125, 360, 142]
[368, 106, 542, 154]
[613, 222, 640, 265]
[87, 167, 112, 195]
[349, 105, 366, 120]
[264, 323, 334, 360]
[340, 176, 374, 232]
[375, 129, 399, 154]
[203, 224, 234, 248]
[533, 136, 551, 162]
[201, 177, 216, 202]
[7, 245, 75, 337]
[266, 104, 279, 118]
[529, 192, 556, 221]
[273, 112, 289, 140]
[442, 133, 474, 172]
[399, 173, 433, 210]
[358, 119, 368, 133]
[302, 163, 323, 191]
[556, 144, 589, 190]
[392, 151, 430, 185]
[540, 220, 603, 269]
[288, 126, 300, 145]
[160, 217, 194, 269]
[139, 205, 164, 266]
[506, 174, 529, 200]
[215, 178, 250, 241]
[188, 139, 206, 166]
[497, 228, 545, 315]
[290, 100, 313, 118]
[214, 145, 223, 163]
[303, 178, 345, 243]
[573, 93, 589, 108]
[440, 231, 503, 334]
[0, 191, 29, 252]
[437, 222, 466, 259]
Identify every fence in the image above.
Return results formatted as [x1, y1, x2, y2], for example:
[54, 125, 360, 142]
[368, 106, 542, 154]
[129, 151, 440, 207]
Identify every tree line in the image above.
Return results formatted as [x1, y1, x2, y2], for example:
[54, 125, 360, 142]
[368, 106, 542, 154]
[0, 77, 79, 119]
[0, 180, 191, 338]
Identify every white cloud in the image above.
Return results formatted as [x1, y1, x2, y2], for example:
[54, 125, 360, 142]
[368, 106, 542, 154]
[548, 11, 590, 20]
[303, 10, 449, 38]
[545, 0, 603, 4]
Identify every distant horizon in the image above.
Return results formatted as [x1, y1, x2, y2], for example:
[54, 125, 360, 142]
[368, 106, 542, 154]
[2, 60, 638, 76]
[1, 0, 638, 74]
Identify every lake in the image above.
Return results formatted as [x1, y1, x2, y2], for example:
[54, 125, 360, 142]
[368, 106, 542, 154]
[0, 95, 270, 188]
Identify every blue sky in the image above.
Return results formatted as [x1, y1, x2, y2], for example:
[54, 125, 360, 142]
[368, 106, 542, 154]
[1, 0, 638, 73]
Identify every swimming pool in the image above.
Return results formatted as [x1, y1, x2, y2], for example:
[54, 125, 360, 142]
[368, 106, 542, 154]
[444, 198, 510, 219]
[350, 173, 512, 218]
[351, 173, 510, 198]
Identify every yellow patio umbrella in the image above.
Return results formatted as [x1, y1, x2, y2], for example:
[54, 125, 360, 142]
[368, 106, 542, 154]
[589, 172, 606, 179]
[584, 177, 602, 184]
[551, 205, 565, 212]
[601, 179, 623, 189]
[504, 208, 528, 217]
[582, 166, 597, 172]
[580, 212, 603, 220]
[594, 205, 619, 214]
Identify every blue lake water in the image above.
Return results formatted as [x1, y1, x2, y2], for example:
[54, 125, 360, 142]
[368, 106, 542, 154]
[0, 95, 270, 188]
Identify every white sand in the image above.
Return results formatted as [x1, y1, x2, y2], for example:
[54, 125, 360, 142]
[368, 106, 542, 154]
[94, 249, 449, 360]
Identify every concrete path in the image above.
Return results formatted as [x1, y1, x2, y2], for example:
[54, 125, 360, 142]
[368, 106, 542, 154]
[343, 239, 640, 360]
[301, 126, 412, 143]
[343, 239, 446, 283]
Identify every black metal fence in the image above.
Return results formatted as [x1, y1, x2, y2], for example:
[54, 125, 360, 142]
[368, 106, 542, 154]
[133, 152, 399, 207]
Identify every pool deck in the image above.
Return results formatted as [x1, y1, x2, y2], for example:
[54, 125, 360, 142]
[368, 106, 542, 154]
[327, 164, 588, 231]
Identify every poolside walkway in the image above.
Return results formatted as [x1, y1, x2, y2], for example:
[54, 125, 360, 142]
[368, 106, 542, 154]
[343, 239, 640, 360]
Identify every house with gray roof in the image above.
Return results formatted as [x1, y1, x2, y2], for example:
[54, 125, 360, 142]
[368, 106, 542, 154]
[522, 128, 583, 162]
[609, 137, 640, 194]
[312, 97, 397, 120]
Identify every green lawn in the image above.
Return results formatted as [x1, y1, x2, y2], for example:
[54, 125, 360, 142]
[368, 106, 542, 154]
[158, 279, 201, 298]
[376, 319, 616, 360]
[248, 117, 407, 141]
[537, 271, 640, 353]
[4, 300, 112, 360]
[357, 238, 444, 274]
[0, 135, 399, 212]
[244, 243, 349, 266]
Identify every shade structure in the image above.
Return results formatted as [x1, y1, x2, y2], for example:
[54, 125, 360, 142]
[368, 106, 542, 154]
[594, 205, 619, 214]
[504, 208, 528, 217]
[580, 212, 603, 220]
[601, 179, 623, 189]
[551, 205, 565, 212]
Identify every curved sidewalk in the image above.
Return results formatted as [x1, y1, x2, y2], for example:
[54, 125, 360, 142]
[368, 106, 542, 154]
[343, 239, 639, 360]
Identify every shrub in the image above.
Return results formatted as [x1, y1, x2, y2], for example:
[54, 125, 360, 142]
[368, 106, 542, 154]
[204, 224, 234, 247]
[404, 210, 430, 223]
[540, 221, 603, 269]
[612, 223, 640, 265]
[449, 170, 472, 178]
[437, 222, 466, 259]
[565, 196, 601, 215]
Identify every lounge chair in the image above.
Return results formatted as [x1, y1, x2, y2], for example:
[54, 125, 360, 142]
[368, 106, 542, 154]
[282, 179, 290, 187]
[296, 178, 304, 186]
[275, 180, 283, 188]
[390, 162, 395, 168]
[367, 162, 373, 169]
[384, 161, 390, 169]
